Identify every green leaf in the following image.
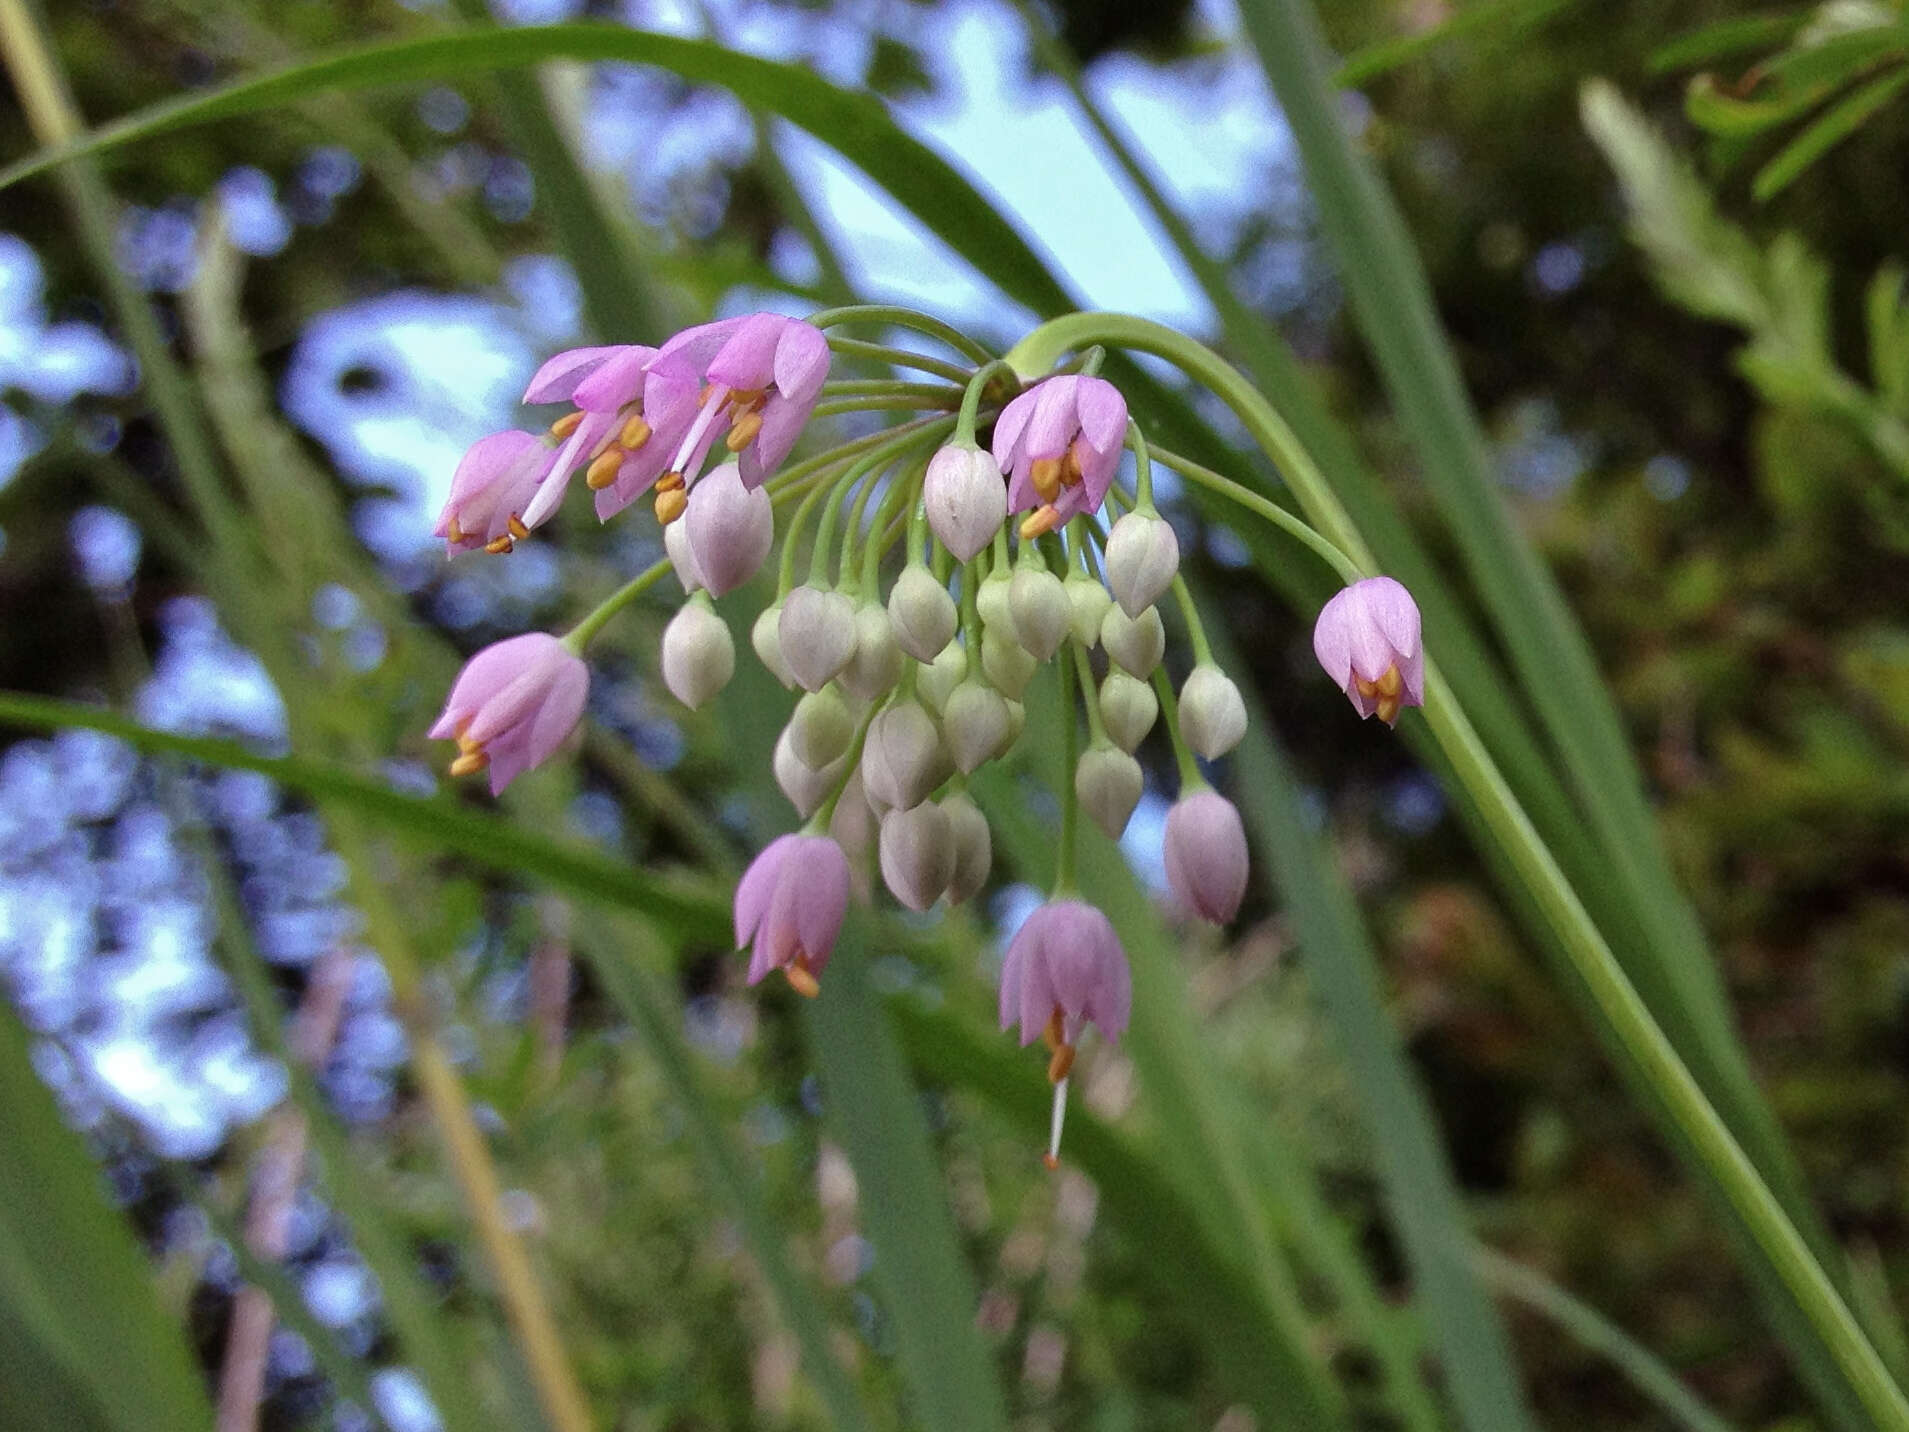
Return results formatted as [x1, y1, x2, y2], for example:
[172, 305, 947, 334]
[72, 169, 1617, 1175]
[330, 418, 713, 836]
[1648, 11, 1810, 74]
[1685, 72, 1826, 139]
[0, 24, 1073, 318]
[802, 928, 1013, 1432]
[1331, 0, 1567, 88]
[1753, 62, 1909, 199]
[0, 1004, 216, 1432]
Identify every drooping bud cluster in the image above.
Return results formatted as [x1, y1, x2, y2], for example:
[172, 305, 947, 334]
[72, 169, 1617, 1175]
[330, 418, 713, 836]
[423, 307, 1431, 1168]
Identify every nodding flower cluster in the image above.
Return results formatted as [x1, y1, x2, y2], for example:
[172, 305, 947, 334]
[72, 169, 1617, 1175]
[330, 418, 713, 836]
[427, 309, 1426, 1166]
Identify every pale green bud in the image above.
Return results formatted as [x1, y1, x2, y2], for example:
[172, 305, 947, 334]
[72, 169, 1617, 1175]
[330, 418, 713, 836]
[1065, 571, 1112, 648]
[943, 679, 1012, 773]
[1103, 509, 1180, 617]
[1099, 668, 1158, 752]
[660, 598, 733, 709]
[773, 725, 843, 818]
[841, 602, 903, 703]
[941, 793, 993, 905]
[917, 641, 969, 715]
[982, 625, 1037, 699]
[789, 684, 855, 769]
[752, 603, 796, 688]
[887, 564, 958, 663]
[1179, 663, 1248, 759]
[1101, 603, 1165, 678]
[861, 699, 947, 812]
[879, 801, 955, 912]
[1075, 744, 1144, 840]
[1008, 565, 1069, 661]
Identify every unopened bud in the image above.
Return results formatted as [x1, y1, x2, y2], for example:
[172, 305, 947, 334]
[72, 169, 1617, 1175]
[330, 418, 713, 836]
[841, 602, 903, 703]
[879, 801, 955, 912]
[665, 515, 703, 594]
[917, 642, 968, 715]
[1065, 571, 1111, 647]
[861, 699, 947, 812]
[1179, 663, 1247, 759]
[829, 766, 876, 870]
[1103, 509, 1180, 617]
[789, 684, 855, 768]
[774, 725, 844, 818]
[941, 793, 993, 904]
[977, 566, 1015, 633]
[1099, 669, 1158, 752]
[684, 460, 773, 596]
[1101, 603, 1165, 678]
[943, 679, 1011, 773]
[982, 626, 1037, 699]
[752, 604, 796, 688]
[924, 442, 1007, 562]
[1009, 565, 1069, 661]
[888, 564, 958, 663]
[1003, 698, 1026, 747]
[778, 585, 857, 692]
[1075, 744, 1144, 840]
[1164, 789, 1249, 922]
[660, 597, 734, 709]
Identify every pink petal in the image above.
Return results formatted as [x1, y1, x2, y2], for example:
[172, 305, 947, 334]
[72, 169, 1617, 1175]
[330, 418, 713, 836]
[1358, 577, 1421, 660]
[707, 312, 789, 391]
[789, 838, 850, 974]
[524, 346, 625, 404]
[735, 836, 793, 948]
[658, 316, 746, 373]
[570, 345, 656, 412]
[1311, 590, 1356, 688]
[772, 319, 831, 400]
[1022, 376, 1081, 460]
[749, 390, 815, 479]
[1073, 377, 1128, 456]
[990, 386, 1038, 471]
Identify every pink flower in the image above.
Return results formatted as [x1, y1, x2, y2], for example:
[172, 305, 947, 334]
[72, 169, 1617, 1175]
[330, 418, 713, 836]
[991, 375, 1127, 538]
[1311, 576, 1425, 726]
[429, 633, 588, 795]
[734, 833, 852, 997]
[1164, 790, 1249, 923]
[999, 900, 1130, 1083]
[648, 312, 831, 492]
[436, 430, 551, 555]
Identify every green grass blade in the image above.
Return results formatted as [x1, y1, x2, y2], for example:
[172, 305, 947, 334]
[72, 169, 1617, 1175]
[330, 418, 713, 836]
[1209, 635, 1535, 1430]
[1231, 0, 1833, 1316]
[1752, 63, 1909, 200]
[802, 926, 1013, 1432]
[1474, 1246, 1739, 1432]
[1333, 0, 1568, 88]
[0, 1004, 217, 1432]
[570, 910, 877, 1432]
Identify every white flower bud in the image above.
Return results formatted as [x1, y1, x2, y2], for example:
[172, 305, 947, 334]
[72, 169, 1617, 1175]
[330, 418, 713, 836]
[1075, 744, 1144, 840]
[861, 699, 947, 812]
[1065, 571, 1111, 648]
[774, 725, 843, 818]
[829, 766, 876, 871]
[789, 684, 855, 769]
[1008, 565, 1069, 661]
[778, 585, 857, 692]
[943, 679, 1011, 773]
[887, 564, 958, 663]
[1104, 509, 1180, 617]
[752, 603, 795, 688]
[981, 626, 1037, 699]
[976, 566, 1015, 633]
[660, 598, 734, 709]
[917, 641, 968, 715]
[941, 793, 992, 904]
[1101, 603, 1165, 678]
[684, 460, 773, 597]
[1179, 663, 1248, 759]
[1099, 668, 1158, 753]
[841, 602, 904, 703]
[1003, 698, 1026, 747]
[665, 515, 703, 594]
[924, 443, 1007, 562]
[879, 801, 955, 912]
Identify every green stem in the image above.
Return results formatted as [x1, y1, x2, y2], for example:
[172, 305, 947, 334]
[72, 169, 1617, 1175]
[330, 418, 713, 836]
[808, 303, 997, 366]
[1167, 574, 1216, 667]
[564, 557, 671, 651]
[1006, 310, 1909, 1430]
[1151, 666, 1205, 792]
[864, 458, 927, 594]
[1070, 642, 1108, 747]
[813, 394, 962, 418]
[1054, 646, 1080, 895]
[1126, 418, 1156, 509]
[810, 701, 881, 832]
[957, 359, 1019, 445]
[825, 335, 973, 384]
[1151, 442, 1360, 582]
[823, 379, 966, 401]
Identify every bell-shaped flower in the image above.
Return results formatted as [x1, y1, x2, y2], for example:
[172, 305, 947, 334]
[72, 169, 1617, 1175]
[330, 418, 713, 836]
[684, 461, 773, 596]
[734, 833, 852, 997]
[437, 430, 552, 555]
[1312, 576, 1425, 726]
[999, 900, 1131, 1081]
[430, 633, 588, 795]
[923, 442, 1007, 561]
[1164, 789, 1249, 923]
[992, 375, 1127, 538]
[648, 312, 831, 492]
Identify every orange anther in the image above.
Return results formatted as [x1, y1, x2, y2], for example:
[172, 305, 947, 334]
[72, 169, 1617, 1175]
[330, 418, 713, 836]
[484, 535, 514, 554]
[783, 960, 821, 999]
[655, 487, 688, 525]
[448, 750, 489, 778]
[619, 415, 652, 450]
[1019, 505, 1061, 540]
[1030, 456, 1062, 502]
[549, 410, 584, 440]
[1042, 1152, 1060, 1172]
[445, 518, 466, 545]
[507, 514, 530, 541]
[725, 411, 764, 452]
[1047, 1043, 1076, 1084]
[586, 448, 624, 490]
[656, 471, 685, 492]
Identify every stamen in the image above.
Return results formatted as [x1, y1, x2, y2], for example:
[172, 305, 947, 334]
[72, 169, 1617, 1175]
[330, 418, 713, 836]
[448, 750, 488, 778]
[1041, 1009, 1064, 1052]
[1375, 665, 1402, 698]
[1046, 1041, 1075, 1084]
[1376, 694, 1401, 725]
[725, 411, 764, 452]
[1060, 441, 1086, 487]
[484, 535, 514, 555]
[456, 733, 483, 755]
[655, 487, 688, 525]
[586, 448, 625, 491]
[1044, 1077, 1069, 1171]
[620, 414, 652, 450]
[1354, 676, 1380, 699]
[445, 517, 466, 545]
[1031, 456, 1063, 502]
[783, 956, 821, 999]
[727, 387, 766, 413]
[507, 514, 530, 541]
[549, 410, 584, 440]
[1019, 505, 1061, 540]
[656, 471, 685, 493]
